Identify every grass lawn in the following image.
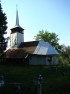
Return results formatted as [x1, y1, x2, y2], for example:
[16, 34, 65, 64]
[0, 65, 70, 94]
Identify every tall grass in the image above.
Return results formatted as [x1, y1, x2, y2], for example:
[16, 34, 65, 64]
[0, 65, 70, 94]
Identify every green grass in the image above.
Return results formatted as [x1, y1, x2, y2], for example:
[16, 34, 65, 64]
[0, 65, 70, 94]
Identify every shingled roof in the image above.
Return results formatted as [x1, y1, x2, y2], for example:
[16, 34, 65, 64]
[5, 48, 27, 58]
[5, 40, 59, 58]
[18, 41, 39, 48]
[5, 41, 39, 58]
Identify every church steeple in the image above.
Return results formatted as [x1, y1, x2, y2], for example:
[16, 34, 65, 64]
[10, 7, 24, 48]
[11, 7, 24, 34]
[16, 8, 19, 27]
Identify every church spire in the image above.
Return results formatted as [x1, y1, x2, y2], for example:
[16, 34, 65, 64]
[11, 6, 24, 33]
[16, 6, 20, 27]
[10, 5, 24, 48]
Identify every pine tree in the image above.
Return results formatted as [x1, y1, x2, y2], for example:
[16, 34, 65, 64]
[0, 2, 7, 57]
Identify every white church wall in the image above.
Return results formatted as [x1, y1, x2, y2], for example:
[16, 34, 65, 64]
[10, 32, 24, 48]
[52, 56, 59, 65]
[29, 55, 46, 65]
[46, 56, 59, 65]
[17, 32, 24, 46]
[45, 57, 50, 65]
[10, 32, 17, 48]
[29, 55, 59, 65]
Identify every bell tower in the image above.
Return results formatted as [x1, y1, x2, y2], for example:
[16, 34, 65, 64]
[10, 8, 24, 48]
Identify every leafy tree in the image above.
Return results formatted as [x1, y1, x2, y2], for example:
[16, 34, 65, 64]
[0, 2, 7, 57]
[66, 46, 70, 63]
[63, 46, 70, 63]
[34, 30, 70, 64]
[59, 45, 70, 64]
[34, 30, 59, 46]
[34, 30, 61, 52]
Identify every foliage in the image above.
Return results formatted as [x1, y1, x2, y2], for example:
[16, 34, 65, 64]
[59, 45, 70, 64]
[34, 30, 59, 46]
[34, 30, 62, 53]
[34, 30, 70, 64]
[0, 2, 7, 57]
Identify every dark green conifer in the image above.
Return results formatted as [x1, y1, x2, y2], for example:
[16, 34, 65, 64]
[0, 1, 7, 56]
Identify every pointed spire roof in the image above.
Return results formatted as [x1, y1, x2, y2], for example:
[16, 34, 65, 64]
[11, 6, 24, 33]
[15, 6, 20, 27]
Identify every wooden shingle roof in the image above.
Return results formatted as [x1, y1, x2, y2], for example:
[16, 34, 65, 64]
[18, 41, 39, 48]
[5, 41, 39, 58]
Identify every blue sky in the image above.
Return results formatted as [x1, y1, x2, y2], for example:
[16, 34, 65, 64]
[1, 0, 70, 46]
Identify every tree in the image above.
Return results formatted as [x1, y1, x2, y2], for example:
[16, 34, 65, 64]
[59, 45, 70, 64]
[34, 30, 70, 64]
[34, 30, 59, 46]
[63, 46, 70, 63]
[0, 2, 7, 57]
[34, 30, 61, 52]
[65, 46, 70, 63]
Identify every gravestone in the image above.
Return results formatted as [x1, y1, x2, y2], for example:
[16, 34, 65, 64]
[0, 75, 5, 87]
[37, 74, 43, 94]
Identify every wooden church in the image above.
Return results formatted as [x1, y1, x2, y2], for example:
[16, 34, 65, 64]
[5, 9, 59, 65]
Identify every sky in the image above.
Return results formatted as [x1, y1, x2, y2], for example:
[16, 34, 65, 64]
[1, 0, 70, 47]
